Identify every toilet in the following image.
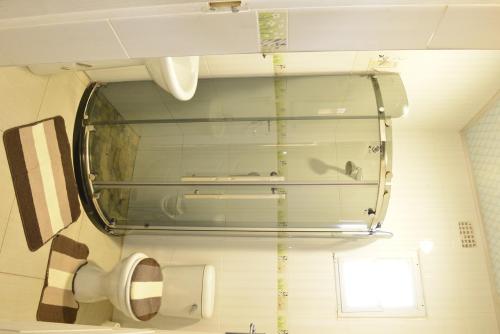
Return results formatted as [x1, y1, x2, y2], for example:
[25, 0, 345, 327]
[74, 253, 215, 321]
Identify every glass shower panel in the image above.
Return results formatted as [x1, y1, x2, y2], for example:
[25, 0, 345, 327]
[93, 184, 378, 229]
[75, 73, 405, 234]
[88, 118, 380, 184]
[94, 185, 280, 228]
[93, 75, 379, 122]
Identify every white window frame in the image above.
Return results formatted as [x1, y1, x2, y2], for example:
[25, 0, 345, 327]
[334, 253, 426, 318]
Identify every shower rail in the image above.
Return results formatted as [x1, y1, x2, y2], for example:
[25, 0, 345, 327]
[73, 75, 394, 238]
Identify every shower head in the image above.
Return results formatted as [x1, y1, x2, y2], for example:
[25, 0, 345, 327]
[309, 158, 363, 180]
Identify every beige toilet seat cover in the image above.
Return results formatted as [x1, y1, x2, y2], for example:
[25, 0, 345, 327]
[129, 258, 163, 321]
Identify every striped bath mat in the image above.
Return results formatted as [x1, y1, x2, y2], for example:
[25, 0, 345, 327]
[37, 235, 89, 323]
[3, 116, 81, 251]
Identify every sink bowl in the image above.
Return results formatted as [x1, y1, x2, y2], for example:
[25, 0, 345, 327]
[145, 56, 199, 101]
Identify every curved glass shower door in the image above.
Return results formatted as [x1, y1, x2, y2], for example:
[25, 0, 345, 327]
[74, 74, 406, 235]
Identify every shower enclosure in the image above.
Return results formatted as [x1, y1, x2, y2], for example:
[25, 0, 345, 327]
[73, 73, 407, 237]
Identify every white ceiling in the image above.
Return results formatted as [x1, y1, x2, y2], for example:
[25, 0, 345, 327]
[199, 50, 500, 130]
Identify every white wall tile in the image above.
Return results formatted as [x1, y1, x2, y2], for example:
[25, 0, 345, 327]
[111, 12, 259, 58]
[288, 6, 446, 51]
[120, 129, 499, 334]
[429, 5, 500, 49]
[282, 51, 356, 74]
[202, 50, 500, 130]
[202, 54, 273, 78]
[0, 20, 128, 66]
[198, 57, 211, 78]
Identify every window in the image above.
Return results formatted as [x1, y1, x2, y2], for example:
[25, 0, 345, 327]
[334, 255, 425, 317]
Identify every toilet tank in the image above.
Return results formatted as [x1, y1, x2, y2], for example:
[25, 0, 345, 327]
[160, 265, 215, 319]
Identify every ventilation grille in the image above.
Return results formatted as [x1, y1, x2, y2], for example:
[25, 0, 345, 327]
[459, 222, 477, 248]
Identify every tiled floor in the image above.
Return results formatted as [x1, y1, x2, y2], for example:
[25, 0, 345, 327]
[0, 67, 123, 324]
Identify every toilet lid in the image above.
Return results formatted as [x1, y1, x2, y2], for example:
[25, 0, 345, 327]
[129, 258, 163, 321]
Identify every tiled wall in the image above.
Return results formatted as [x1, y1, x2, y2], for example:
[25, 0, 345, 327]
[464, 94, 500, 293]
[117, 125, 498, 334]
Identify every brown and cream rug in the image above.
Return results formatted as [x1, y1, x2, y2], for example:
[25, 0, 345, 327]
[37, 235, 89, 323]
[3, 116, 81, 251]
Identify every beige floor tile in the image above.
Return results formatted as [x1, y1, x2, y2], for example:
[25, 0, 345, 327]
[0, 67, 114, 326]
[0, 184, 14, 249]
[78, 215, 123, 272]
[59, 215, 84, 240]
[76, 300, 114, 325]
[0, 218, 8, 252]
[0, 272, 44, 321]
[0, 67, 48, 131]
[7, 200, 21, 223]
[0, 199, 83, 272]
[0, 133, 14, 248]
[0, 130, 16, 224]
[36, 71, 88, 140]
[0, 214, 51, 279]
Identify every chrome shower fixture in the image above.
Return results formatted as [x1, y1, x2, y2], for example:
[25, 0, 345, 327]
[345, 161, 363, 181]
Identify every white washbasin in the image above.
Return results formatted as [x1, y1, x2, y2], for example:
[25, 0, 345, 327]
[28, 55, 200, 101]
[146, 56, 199, 101]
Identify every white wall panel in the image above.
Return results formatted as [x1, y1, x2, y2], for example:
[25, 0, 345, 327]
[288, 5, 446, 51]
[0, 20, 128, 66]
[110, 12, 259, 58]
[429, 5, 500, 49]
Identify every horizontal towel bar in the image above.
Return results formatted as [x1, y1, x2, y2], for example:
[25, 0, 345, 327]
[184, 194, 285, 200]
[181, 176, 285, 182]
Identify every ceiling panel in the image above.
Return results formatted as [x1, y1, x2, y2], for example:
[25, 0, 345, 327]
[110, 11, 260, 58]
[287, 6, 446, 51]
[429, 5, 500, 49]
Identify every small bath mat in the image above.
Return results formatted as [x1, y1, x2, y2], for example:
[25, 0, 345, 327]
[37, 234, 89, 323]
[3, 116, 81, 251]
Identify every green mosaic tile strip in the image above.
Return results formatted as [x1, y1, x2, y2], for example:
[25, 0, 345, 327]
[258, 12, 288, 53]
[273, 53, 289, 334]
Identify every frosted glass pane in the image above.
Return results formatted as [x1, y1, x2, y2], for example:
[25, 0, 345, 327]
[340, 260, 380, 311]
[339, 258, 419, 313]
[377, 259, 416, 309]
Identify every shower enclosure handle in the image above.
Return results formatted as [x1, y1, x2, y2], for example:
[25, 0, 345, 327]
[181, 176, 285, 182]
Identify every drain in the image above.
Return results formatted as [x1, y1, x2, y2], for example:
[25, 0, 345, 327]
[459, 222, 477, 248]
